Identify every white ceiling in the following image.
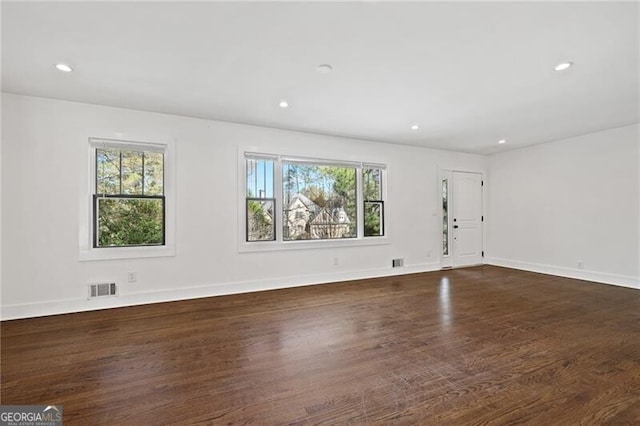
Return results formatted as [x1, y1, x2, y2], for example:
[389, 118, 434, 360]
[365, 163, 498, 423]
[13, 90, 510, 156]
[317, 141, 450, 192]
[2, 2, 638, 154]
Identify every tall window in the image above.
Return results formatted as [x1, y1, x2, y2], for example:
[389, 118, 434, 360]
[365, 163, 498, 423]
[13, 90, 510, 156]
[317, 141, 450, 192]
[246, 156, 275, 241]
[243, 153, 385, 245]
[363, 167, 384, 237]
[283, 162, 356, 240]
[94, 143, 165, 247]
[442, 178, 449, 256]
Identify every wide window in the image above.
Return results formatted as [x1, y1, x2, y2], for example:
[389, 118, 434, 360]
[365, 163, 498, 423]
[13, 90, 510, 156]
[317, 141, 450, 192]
[94, 143, 165, 247]
[243, 153, 386, 246]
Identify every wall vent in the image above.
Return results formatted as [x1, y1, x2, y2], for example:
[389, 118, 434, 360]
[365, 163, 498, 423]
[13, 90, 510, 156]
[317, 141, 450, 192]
[392, 258, 404, 268]
[88, 282, 118, 299]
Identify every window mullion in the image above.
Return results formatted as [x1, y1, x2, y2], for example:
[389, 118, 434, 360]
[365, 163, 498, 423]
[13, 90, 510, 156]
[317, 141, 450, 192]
[119, 151, 123, 195]
[274, 159, 283, 243]
[95, 147, 99, 195]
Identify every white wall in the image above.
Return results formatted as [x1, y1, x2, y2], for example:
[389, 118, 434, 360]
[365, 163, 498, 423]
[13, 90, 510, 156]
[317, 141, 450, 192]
[1, 93, 486, 319]
[0, 91, 3, 311]
[486, 124, 640, 288]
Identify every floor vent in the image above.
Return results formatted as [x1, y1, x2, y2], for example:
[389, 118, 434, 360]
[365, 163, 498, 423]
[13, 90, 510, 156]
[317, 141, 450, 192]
[392, 258, 404, 268]
[88, 282, 118, 299]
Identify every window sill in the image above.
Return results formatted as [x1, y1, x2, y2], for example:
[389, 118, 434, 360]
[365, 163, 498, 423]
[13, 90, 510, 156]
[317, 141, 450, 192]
[238, 236, 390, 253]
[79, 245, 176, 261]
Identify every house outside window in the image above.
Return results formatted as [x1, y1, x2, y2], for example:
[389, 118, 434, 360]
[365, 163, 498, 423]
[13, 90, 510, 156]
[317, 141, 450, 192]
[283, 162, 357, 241]
[242, 153, 386, 248]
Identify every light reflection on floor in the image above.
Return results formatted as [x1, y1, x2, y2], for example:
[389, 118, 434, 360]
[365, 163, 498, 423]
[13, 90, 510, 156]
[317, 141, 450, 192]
[239, 306, 361, 376]
[439, 276, 451, 328]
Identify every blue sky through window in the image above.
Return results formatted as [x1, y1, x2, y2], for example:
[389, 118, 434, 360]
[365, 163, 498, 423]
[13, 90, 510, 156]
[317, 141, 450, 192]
[247, 158, 274, 198]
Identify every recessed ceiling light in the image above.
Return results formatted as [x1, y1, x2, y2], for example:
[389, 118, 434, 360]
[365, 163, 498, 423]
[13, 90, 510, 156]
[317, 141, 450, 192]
[316, 64, 333, 74]
[55, 63, 73, 72]
[279, 100, 289, 108]
[411, 124, 420, 131]
[498, 139, 506, 144]
[554, 62, 573, 71]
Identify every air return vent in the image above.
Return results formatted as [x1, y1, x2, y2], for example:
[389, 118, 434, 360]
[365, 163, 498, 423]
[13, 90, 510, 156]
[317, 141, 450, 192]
[392, 258, 404, 268]
[88, 282, 118, 299]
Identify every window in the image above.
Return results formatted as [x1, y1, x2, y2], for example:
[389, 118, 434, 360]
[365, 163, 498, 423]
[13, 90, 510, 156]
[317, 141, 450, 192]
[246, 156, 275, 241]
[283, 162, 357, 241]
[242, 153, 386, 247]
[442, 178, 449, 256]
[363, 167, 384, 237]
[94, 142, 165, 248]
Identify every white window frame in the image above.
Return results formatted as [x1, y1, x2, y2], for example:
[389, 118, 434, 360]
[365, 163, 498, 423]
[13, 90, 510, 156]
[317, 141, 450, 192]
[79, 136, 176, 261]
[239, 151, 389, 252]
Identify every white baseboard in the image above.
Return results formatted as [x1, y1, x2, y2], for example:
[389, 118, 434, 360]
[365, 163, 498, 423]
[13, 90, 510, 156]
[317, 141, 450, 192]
[0, 262, 441, 321]
[485, 257, 639, 289]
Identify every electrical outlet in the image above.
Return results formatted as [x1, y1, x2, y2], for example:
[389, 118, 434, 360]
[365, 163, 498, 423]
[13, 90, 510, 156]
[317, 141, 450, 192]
[333, 257, 339, 266]
[426, 250, 432, 259]
[577, 261, 584, 270]
[127, 272, 137, 283]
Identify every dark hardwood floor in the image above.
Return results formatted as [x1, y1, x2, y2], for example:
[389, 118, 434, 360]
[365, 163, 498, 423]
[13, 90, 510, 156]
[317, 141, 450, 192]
[2, 265, 639, 424]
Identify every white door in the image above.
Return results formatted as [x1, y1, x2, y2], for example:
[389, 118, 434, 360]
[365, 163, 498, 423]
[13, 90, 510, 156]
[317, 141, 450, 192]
[452, 171, 483, 267]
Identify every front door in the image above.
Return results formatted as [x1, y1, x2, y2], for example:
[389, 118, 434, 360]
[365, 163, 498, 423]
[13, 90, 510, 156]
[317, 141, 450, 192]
[452, 171, 483, 267]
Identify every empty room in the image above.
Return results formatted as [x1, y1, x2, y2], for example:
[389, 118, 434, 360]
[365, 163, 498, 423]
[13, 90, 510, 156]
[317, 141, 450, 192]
[1, 1, 639, 424]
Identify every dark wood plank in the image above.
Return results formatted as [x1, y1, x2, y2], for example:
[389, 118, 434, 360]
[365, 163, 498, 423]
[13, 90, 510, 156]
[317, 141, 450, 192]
[2, 266, 639, 424]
